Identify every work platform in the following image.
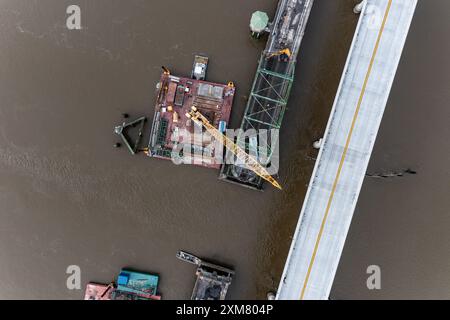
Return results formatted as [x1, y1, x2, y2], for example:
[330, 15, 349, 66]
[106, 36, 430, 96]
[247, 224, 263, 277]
[220, 0, 314, 190]
[276, 0, 418, 300]
[148, 64, 235, 169]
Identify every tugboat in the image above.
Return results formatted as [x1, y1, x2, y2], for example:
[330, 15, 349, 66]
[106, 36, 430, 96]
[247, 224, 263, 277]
[191, 55, 209, 81]
[177, 250, 234, 300]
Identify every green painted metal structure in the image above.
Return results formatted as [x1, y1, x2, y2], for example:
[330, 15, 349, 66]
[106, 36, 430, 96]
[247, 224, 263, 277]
[219, 54, 295, 189]
[219, 0, 314, 190]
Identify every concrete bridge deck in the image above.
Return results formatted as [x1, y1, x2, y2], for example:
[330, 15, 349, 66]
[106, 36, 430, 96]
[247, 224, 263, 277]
[276, 0, 418, 300]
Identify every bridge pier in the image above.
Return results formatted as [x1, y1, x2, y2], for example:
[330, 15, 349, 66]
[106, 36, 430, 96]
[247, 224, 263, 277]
[353, 0, 366, 14]
[313, 139, 323, 150]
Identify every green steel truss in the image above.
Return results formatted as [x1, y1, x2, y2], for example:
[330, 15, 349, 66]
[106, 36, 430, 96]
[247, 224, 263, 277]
[220, 53, 297, 189]
[242, 56, 295, 131]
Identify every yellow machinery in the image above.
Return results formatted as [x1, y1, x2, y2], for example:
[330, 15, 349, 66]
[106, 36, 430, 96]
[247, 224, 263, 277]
[161, 66, 171, 75]
[186, 106, 282, 190]
[266, 48, 292, 60]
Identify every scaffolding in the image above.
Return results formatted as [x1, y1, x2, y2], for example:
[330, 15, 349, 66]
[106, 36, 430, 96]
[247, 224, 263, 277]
[220, 0, 314, 190]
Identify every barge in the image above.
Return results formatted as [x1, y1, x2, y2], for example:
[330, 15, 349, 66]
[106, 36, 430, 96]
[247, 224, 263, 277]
[84, 269, 161, 300]
[148, 56, 235, 169]
[177, 251, 234, 300]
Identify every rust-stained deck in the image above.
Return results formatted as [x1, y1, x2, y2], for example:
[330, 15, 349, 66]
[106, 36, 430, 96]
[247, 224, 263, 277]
[148, 72, 235, 169]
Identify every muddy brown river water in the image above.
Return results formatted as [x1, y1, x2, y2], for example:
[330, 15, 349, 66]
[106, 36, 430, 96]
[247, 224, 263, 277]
[0, 0, 449, 299]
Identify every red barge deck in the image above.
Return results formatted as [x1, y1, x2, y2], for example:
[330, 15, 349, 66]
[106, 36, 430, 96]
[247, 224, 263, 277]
[148, 59, 235, 170]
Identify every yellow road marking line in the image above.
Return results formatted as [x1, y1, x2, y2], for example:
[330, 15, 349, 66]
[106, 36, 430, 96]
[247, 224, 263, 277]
[299, 0, 393, 300]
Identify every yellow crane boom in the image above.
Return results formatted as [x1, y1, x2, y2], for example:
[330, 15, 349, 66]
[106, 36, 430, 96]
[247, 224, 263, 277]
[267, 48, 292, 59]
[186, 106, 282, 190]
